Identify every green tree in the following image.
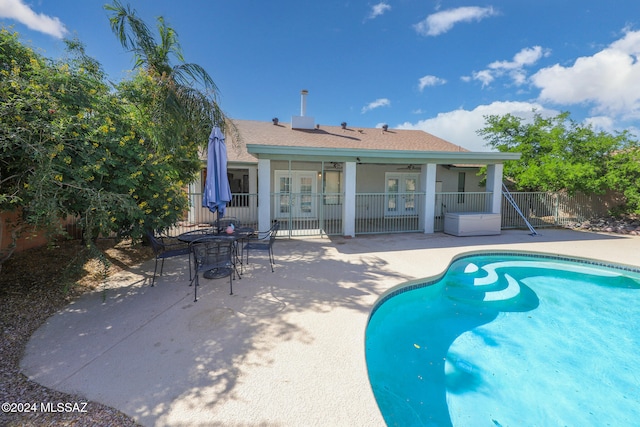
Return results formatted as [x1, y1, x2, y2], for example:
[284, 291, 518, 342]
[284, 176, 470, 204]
[477, 111, 638, 193]
[3, 0, 235, 256]
[605, 146, 640, 214]
[105, 0, 228, 155]
[0, 28, 201, 246]
[478, 111, 640, 213]
[0, 29, 136, 241]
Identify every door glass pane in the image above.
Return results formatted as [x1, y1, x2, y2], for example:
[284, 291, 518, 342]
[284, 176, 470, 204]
[404, 178, 416, 212]
[300, 195, 312, 213]
[300, 177, 312, 193]
[388, 196, 398, 211]
[405, 178, 416, 192]
[299, 176, 313, 213]
[280, 177, 291, 193]
[387, 178, 399, 193]
[279, 195, 290, 213]
[387, 178, 399, 212]
[279, 177, 290, 214]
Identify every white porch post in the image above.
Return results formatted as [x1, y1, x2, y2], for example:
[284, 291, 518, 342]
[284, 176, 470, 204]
[485, 164, 503, 214]
[257, 158, 271, 231]
[421, 163, 437, 234]
[249, 166, 258, 224]
[188, 181, 198, 224]
[343, 161, 356, 237]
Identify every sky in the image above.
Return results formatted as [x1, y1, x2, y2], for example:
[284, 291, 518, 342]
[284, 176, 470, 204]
[3, 0, 640, 152]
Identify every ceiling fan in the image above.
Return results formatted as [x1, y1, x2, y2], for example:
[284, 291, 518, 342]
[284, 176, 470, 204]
[396, 164, 419, 170]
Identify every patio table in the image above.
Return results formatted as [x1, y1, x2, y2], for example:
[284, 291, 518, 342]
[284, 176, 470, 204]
[178, 227, 254, 277]
[177, 227, 254, 242]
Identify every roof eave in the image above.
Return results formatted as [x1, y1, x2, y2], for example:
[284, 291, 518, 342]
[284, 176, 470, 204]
[245, 144, 521, 164]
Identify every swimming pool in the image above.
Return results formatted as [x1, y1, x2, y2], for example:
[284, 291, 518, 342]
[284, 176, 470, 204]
[365, 251, 640, 426]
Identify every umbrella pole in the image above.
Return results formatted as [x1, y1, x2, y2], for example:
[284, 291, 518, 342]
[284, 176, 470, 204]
[215, 210, 225, 233]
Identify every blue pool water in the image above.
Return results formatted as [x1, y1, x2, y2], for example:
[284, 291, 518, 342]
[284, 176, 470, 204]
[365, 252, 640, 426]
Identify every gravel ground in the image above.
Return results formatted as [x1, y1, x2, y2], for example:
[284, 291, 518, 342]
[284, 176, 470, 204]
[565, 214, 640, 234]
[0, 238, 151, 427]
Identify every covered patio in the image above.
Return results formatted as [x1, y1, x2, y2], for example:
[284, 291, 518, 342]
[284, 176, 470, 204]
[187, 119, 520, 237]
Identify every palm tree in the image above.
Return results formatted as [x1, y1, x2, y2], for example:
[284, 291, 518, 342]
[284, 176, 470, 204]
[104, 1, 230, 152]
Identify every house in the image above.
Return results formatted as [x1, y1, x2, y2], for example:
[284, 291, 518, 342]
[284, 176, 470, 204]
[189, 93, 520, 237]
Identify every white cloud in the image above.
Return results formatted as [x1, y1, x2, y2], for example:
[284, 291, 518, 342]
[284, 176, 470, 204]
[0, 0, 67, 38]
[471, 69, 495, 87]
[584, 116, 615, 132]
[489, 46, 548, 70]
[471, 46, 550, 87]
[362, 98, 391, 113]
[367, 2, 391, 20]
[418, 75, 447, 91]
[414, 6, 498, 37]
[396, 101, 557, 151]
[531, 29, 640, 120]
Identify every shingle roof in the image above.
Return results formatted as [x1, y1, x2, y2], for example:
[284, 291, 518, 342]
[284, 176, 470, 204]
[225, 119, 469, 163]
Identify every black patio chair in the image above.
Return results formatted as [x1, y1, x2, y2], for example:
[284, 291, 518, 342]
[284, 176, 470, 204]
[147, 231, 191, 286]
[190, 236, 237, 301]
[243, 220, 279, 272]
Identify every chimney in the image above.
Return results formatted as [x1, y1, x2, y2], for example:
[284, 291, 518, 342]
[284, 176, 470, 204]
[291, 89, 315, 129]
[300, 89, 308, 116]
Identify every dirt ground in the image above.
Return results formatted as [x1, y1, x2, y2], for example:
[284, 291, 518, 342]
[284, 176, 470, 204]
[0, 238, 152, 427]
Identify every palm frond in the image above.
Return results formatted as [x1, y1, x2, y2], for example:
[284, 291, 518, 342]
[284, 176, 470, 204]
[156, 17, 184, 63]
[104, 1, 157, 71]
[105, 1, 235, 152]
[172, 63, 218, 95]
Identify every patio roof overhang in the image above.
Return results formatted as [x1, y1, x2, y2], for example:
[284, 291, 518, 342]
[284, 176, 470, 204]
[245, 144, 521, 165]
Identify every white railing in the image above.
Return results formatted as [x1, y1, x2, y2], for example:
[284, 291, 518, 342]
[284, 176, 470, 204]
[433, 192, 494, 231]
[270, 193, 343, 237]
[177, 193, 259, 234]
[153, 190, 615, 237]
[355, 192, 424, 234]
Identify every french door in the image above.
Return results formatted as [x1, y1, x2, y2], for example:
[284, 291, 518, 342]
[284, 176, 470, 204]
[385, 173, 419, 216]
[275, 171, 317, 218]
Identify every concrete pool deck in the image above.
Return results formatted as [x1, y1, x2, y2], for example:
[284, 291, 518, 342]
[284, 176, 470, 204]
[21, 229, 640, 426]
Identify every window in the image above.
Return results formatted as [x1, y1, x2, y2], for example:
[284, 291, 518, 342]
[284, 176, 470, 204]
[323, 170, 342, 205]
[202, 168, 250, 207]
[457, 172, 466, 203]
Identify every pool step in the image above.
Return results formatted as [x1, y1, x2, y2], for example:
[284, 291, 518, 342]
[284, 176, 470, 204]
[446, 262, 522, 304]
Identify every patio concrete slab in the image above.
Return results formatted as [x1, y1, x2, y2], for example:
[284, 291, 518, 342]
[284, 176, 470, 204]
[21, 229, 640, 426]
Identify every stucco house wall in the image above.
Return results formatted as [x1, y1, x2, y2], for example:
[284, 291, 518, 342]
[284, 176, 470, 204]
[191, 117, 519, 235]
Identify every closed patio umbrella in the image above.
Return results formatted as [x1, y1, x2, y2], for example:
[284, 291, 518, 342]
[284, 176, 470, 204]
[202, 126, 232, 219]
